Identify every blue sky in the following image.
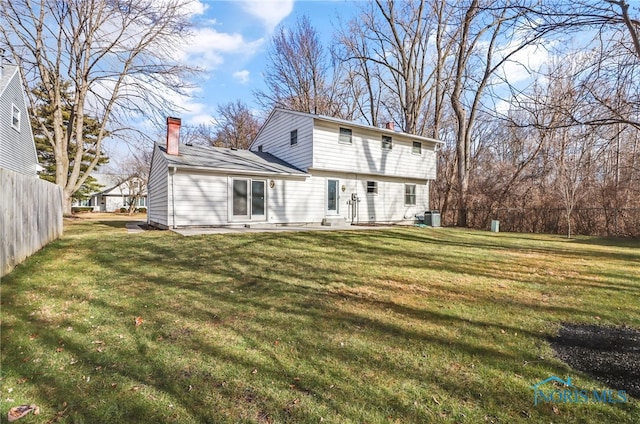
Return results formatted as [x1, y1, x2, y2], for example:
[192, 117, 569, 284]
[179, 0, 357, 126]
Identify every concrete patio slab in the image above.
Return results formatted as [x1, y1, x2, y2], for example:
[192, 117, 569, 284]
[170, 224, 393, 236]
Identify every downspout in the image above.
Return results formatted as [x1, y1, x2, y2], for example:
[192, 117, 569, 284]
[170, 166, 177, 229]
[355, 174, 360, 225]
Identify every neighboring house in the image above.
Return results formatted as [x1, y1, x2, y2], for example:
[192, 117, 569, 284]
[74, 173, 148, 212]
[148, 110, 442, 229]
[0, 62, 39, 175]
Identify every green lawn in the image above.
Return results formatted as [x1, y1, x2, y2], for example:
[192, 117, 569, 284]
[1, 220, 638, 423]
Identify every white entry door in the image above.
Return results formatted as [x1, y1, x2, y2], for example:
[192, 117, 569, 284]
[327, 179, 339, 215]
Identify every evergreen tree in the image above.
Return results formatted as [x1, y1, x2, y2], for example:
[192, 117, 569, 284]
[31, 82, 109, 202]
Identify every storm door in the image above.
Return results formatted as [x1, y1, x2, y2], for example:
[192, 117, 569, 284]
[251, 180, 265, 220]
[327, 179, 339, 215]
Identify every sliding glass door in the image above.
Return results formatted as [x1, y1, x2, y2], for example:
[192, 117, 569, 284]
[232, 178, 266, 221]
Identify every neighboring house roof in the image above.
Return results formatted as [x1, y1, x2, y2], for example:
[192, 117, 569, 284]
[251, 108, 445, 149]
[91, 173, 121, 191]
[157, 143, 308, 176]
[89, 173, 147, 196]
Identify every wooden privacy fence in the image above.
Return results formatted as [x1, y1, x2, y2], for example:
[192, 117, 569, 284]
[1, 168, 63, 277]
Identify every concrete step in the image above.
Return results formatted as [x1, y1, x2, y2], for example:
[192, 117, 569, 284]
[321, 217, 350, 227]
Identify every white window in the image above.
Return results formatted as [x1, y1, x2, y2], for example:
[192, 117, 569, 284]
[339, 127, 352, 144]
[412, 141, 422, 155]
[11, 104, 20, 132]
[382, 135, 392, 150]
[290, 129, 298, 145]
[367, 181, 378, 194]
[405, 184, 416, 205]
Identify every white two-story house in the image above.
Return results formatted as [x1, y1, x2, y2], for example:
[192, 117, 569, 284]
[148, 109, 442, 229]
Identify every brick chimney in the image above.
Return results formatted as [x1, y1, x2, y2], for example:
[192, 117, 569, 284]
[166, 117, 181, 155]
[385, 121, 394, 131]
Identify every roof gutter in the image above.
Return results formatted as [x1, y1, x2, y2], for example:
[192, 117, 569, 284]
[168, 164, 310, 178]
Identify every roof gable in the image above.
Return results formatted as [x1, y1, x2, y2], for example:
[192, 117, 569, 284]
[0, 64, 20, 98]
[0, 63, 40, 176]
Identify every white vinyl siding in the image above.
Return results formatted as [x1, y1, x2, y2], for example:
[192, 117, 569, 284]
[268, 176, 325, 224]
[251, 109, 313, 171]
[311, 120, 437, 180]
[357, 177, 428, 223]
[169, 171, 228, 227]
[0, 66, 39, 176]
[154, 167, 428, 227]
[147, 146, 169, 227]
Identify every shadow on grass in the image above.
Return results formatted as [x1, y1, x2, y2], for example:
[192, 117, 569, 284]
[1, 226, 639, 423]
[96, 220, 129, 229]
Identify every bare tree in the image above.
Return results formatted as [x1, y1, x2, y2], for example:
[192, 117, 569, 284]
[0, 0, 199, 215]
[523, 0, 640, 59]
[212, 100, 261, 149]
[447, 1, 548, 226]
[502, 0, 640, 149]
[180, 124, 217, 146]
[336, 0, 455, 135]
[256, 15, 343, 116]
[115, 150, 151, 215]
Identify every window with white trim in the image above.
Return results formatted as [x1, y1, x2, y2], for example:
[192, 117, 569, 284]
[290, 129, 298, 145]
[339, 127, 352, 144]
[405, 184, 416, 205]
[382, 135, 392, 150]
[11, 104, 20, 132]
[412, 141, 422, 155]
[367, 181, 378, 194]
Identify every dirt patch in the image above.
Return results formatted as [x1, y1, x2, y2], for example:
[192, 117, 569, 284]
[550, 323, 640, 399]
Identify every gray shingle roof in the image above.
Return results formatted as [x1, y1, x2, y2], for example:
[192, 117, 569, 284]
[158, 143, 308, 176]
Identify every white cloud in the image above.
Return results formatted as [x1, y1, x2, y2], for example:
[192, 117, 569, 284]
[238, 0, 294, 31]
[180, 28, 264, 70]
[500, 43, 552, 84]
[233, 70, 250, 84]
[184, 0, 208, 16]
[187, 113, 215, 126]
